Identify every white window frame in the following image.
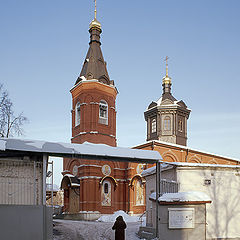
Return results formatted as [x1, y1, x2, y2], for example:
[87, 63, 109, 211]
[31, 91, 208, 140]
[178, 119, 183, 132]
[75, 102, 81, 126]
[151, 118, 156, 133]
[99, 100, 108, 125]
[164, 116, 171, 131]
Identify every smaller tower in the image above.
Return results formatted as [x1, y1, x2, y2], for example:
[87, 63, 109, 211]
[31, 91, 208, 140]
[144, 57, 191, 146]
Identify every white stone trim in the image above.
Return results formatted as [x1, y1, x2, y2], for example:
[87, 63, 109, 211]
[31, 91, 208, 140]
[78, 164, 102, 168]
[79, 176, 102, 180]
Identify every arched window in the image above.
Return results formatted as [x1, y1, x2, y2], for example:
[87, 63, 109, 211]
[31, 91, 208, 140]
[135, 180, 144, 206]
[164, 116, 171, 131]
[99, 100, 108, 125]
[75, 102, 81, 126]
[151, 118, 156, 133]
[101, 180, 111, 206]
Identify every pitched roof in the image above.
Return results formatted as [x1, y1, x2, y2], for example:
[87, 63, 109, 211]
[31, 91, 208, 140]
[75, 26, 112, 86]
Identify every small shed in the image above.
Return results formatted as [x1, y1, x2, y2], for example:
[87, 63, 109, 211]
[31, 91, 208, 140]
[150, 191, 211, 240]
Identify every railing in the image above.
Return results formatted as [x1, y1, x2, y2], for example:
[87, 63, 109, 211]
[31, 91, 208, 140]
[160, 179, 179, 195]
[0, 159, 43, 205]
[145, 179, 179, 227]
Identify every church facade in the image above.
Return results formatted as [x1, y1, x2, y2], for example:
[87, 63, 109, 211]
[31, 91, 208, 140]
[61, 7, 239, 219]
[61, 13, 151, 218]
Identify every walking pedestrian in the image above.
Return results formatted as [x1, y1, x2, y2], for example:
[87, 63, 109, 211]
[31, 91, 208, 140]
[112, 216, 127, 240]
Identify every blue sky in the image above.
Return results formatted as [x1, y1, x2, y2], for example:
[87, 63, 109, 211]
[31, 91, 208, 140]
[1, 0, 240, 186]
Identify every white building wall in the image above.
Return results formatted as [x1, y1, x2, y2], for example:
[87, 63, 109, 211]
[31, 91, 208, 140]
[144, 166, 240, 239]
[145, 174, 156, 226]
[177, 167, 240, 239]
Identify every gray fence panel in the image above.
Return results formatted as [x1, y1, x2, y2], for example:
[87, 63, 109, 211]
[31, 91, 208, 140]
[0, 205, 52, 240]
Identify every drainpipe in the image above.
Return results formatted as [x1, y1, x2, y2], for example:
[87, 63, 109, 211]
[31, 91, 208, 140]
[43, 154, 48, 205]
[128, 182, 130, 213]
[155, 161, 161, 238]
[185, 148, 189, 162]
[42, 154, 48, 240]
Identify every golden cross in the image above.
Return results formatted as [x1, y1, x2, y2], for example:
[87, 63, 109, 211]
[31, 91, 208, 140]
[94, 0, 97, 19]
[165, 56, 169, 65]
[165, 56, 169, 76]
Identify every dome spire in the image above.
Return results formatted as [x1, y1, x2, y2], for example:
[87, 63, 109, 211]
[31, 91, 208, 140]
[162, 56, 172, 95]
[165, 56, 169, 77]
[94, 0, 97, 19]
[162, 56, 172, 85]
[89, 0, 101, 30]
[75, 0, 112, 86]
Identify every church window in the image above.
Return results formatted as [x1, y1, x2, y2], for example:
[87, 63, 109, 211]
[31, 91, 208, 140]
[101, 180, 111, 206]
[151, 118, 156, 133]
[164, 116, 171, 131]
[99, 100, 108, 125]
[104, 183, 109, 194]
[75, 102, 81, 126]
[178, 120, 183, 132]
[135, 180, 144, 206]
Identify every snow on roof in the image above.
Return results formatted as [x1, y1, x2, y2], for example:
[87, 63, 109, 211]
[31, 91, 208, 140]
[150, 191, 211, 202]
[71, 183, 80, 187]
[156, 97, 162, 105]
[133, 140, 240, 163]
[142, 161, 240, 177]
[63, 174, 75, 178]
[141, 166, 156, 177]
[97, 210, 142, 223]
[166, 162, 240, 168]
[0, 138, 162, 163]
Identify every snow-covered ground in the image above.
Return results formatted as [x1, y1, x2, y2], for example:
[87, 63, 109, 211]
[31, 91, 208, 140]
[53, 210, 147, 240]
[53, 219, 143, 240]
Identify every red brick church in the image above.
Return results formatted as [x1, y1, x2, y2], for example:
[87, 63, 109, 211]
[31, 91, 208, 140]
[61, 10, 152, 219]
[61, 6, 239, 219]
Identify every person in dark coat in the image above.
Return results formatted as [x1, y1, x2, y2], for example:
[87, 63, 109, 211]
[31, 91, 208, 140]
[112, 216, 127, 240]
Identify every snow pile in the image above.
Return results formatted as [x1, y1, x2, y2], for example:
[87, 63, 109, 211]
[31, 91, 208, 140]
[150, 191, 211, 202]
[97, 210, 144, 223]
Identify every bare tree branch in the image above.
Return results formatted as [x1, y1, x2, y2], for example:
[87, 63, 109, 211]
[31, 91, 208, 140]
[0, 84, 28, 138]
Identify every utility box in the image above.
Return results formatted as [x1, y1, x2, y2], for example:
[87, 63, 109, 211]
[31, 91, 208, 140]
[159, 203, 207, 240]
[149, 191, 211, 240]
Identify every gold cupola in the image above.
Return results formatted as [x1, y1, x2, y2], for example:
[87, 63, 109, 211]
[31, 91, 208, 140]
[89, 0, 102, 30]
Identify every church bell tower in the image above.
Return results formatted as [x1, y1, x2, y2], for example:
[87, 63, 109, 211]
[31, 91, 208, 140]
[70, 5, 117, 147]
[144, 57, 191, 146]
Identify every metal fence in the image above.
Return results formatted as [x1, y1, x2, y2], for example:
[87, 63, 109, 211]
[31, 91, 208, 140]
[161, 179, 179, 195]
[0, 159, 43, 205]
